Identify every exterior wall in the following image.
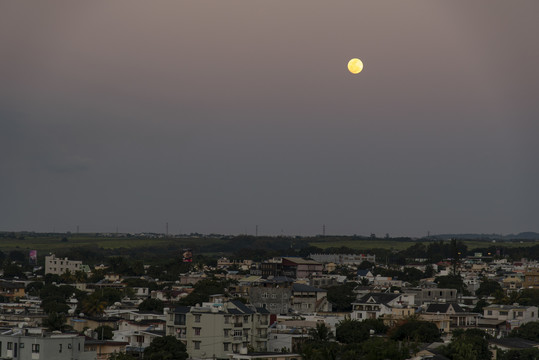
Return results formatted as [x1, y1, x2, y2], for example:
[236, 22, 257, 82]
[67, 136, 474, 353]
[0, 281, 26, 299]
[249, 287, 291, 315]
[415, 288, 457, 306]
[0, 333, 96, 360]
[45, 254, 83, 275]
[309, 253, 376, 265]
[166, 303, 269, 359]
[483, 305, 538, 329]
[352, 303, 392, 320]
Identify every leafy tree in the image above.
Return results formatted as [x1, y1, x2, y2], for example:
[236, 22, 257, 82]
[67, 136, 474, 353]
[178, 279, 228, 306]
[95, 325, 114, 340]
[438, 328, 491, 360]
[473, 299, 489, 314]
[26, 281, 44, 296]
[138, 298, 164, 312]
[336, 319, 387, 344]
[144, 336, 188, 360]
[109, 352, 137, 360]
[510, 321, 539, 341]
[435, 274, 467, 294]
[82, 293, 108, 317]
[476, 278, 503, 298]
[390, 320, 441, 343]
[357, 337, 410, 360]
[308, 322, 334, 342]
[327, 282, 357, 312]
[499, 348, 539, 360]
[42, 312, 67, 332]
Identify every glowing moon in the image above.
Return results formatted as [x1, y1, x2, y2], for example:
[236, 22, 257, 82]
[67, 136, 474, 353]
[347, 58, 363, 74]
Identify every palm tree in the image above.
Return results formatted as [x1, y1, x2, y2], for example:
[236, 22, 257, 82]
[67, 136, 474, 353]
[82, 293, 107, 317]
[308, 322, 334, 342]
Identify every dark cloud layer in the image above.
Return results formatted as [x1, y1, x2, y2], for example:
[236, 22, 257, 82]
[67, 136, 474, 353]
[1, 1, 538, 236]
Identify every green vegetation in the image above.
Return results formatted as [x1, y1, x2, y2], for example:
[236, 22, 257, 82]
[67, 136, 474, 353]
[143, 336, 188, 360]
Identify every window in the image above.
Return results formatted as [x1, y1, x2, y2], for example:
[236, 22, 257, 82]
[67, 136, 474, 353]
[487, 310, 492, 315]
[7, 342, 12, 350]
[59, 344, 62, 353]
[194, 341, 200, 350]
[136, 336, 144, 343]
[262, 292, 268, 299]
[19, 343, 24, 349]
[224, 316, 230, 324]
[194, 327, 201, 336]
[32, 344, 40, 353]
[271, 294, 276, 299]
[67, 344, 72, 349]
[174, 314, 186, 325]
[244, 315, 249, 322]
[224, 329, 230, 337]
[224, 343, 229, 351]
[195, 314, 201, 323]
[234, 330, 242, 337]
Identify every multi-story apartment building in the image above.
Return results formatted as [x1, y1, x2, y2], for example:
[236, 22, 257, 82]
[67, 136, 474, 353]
[44, 254, 83, 275]
[166, 300, 270, 359]
[483, 304, 538, 330]
[0, 328, 96, 360]
[309, 253, 376, 265]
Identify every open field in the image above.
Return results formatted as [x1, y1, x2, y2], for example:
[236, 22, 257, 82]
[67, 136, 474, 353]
[309, 239, 539, 251]
[0, 235, 223, 252]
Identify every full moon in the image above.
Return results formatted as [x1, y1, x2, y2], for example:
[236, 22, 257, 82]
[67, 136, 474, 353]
[347, 58, 363, 74]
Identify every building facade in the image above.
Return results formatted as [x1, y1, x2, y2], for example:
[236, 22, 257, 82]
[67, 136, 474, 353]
[45, 254, 83, 276]
[166, 300, 270, 360]
[0, 329, 96, 360]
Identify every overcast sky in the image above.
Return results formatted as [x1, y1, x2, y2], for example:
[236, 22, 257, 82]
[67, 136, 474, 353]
[1, 1, 538, 237]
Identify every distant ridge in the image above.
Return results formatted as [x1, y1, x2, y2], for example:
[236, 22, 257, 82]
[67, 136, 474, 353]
[429, 232, 539, 240]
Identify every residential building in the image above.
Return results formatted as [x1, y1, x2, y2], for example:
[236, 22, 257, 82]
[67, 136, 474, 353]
[483, 304, 538, 330]
[290, 283, 330, 314]
[0, 281, 26, 300]
[84, 339, 129, 360]
[248, 277, 293, 315]
[352, 293, 412, 320]
[0, 328, 96, 360]
[420, 303, 479, 331]
[309, 253, 376, 265]
[281, 258, 323, 279]
[166, 300, 270, 359]
[44, 254, 83, 276]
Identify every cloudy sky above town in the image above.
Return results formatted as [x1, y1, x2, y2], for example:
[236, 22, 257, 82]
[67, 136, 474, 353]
[1, 1, 538, 237]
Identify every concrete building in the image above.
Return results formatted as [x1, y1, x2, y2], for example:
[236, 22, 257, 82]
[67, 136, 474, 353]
[45, 254, 83, 276]
[167, 300, 270, 360]
[352, 293, 413, 320]
[309, 253, 376, 265]
[249, 278, 293, 315]
[281, 258, 323, 279]
[405, 288, 458, 306]
[290, 284, 330, 314]
[0, 328, 96, 360]
[483, 304, 538, 330]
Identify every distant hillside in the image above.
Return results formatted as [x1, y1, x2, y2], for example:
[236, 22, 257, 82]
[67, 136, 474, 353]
[429, 232, 539, 240]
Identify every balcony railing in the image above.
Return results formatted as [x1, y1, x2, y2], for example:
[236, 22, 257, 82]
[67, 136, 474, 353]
[234, 323, 243, 327]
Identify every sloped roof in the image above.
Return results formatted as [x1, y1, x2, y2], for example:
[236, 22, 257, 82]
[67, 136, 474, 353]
[230, 299, 255, 314]
[292, 283, 326, 293]
[173, 306, 191, 314]
[425, 303, 465, 314]
[356, 292, 400, 305]
[489, 337, 539, 349]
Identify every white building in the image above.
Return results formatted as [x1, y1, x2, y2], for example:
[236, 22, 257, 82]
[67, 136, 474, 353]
[45, 254, 83, 276]
[483, 304, 538, 330]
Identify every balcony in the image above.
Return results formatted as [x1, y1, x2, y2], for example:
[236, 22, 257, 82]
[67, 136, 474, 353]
[234, 323, 243, 328]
